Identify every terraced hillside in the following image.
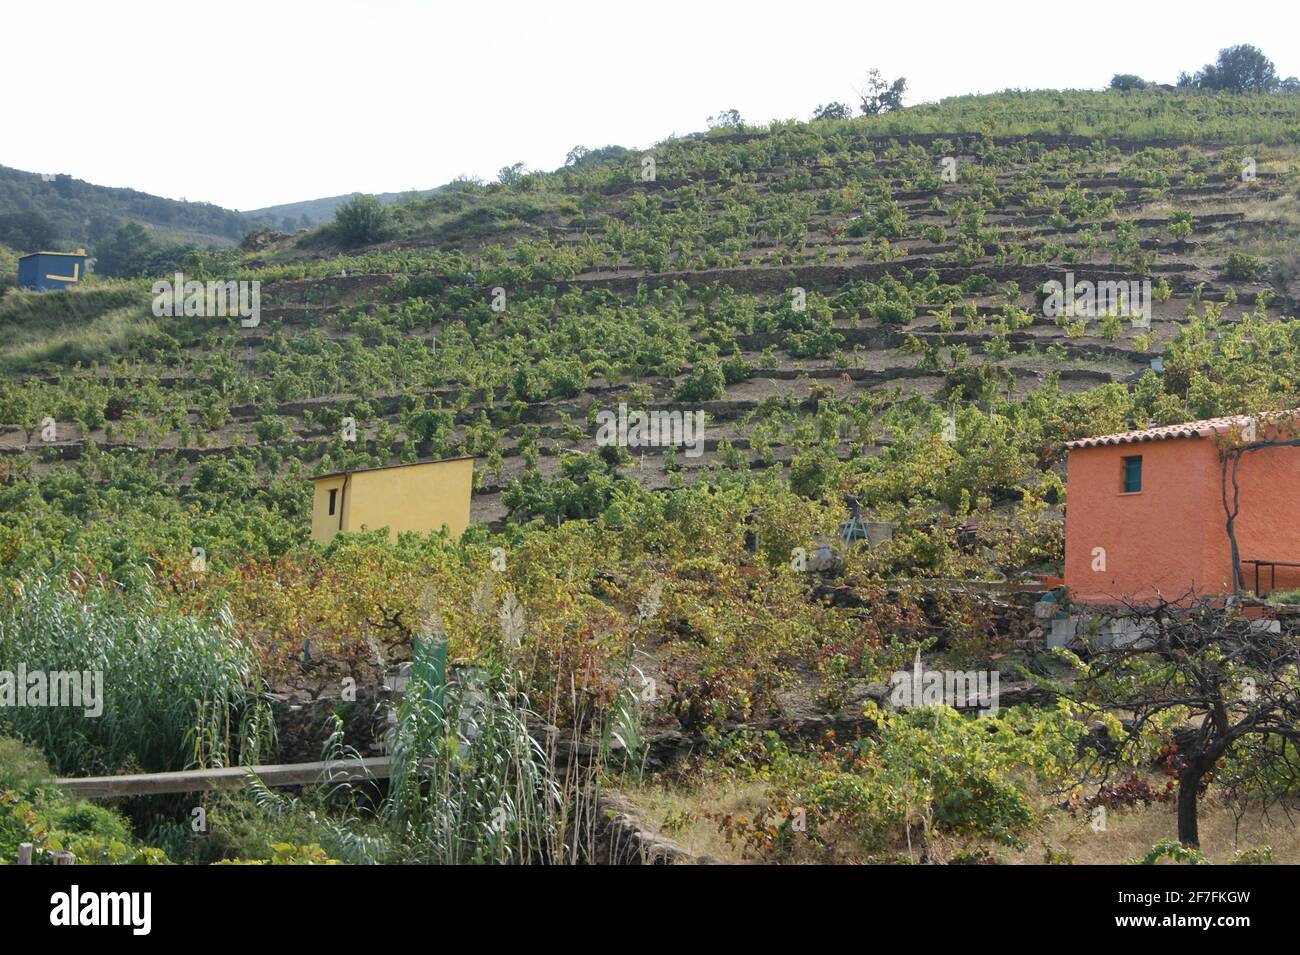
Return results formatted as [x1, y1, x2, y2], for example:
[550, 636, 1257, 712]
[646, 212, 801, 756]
[5, 103, 1299, 536]
[3, 90, 1300, 865]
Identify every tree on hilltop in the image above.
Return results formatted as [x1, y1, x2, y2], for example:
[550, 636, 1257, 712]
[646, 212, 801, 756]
[812, 101, 854, 121]
[1109, 74, 1150, 91]
[497, 162, 526, 185]
[860, 69, 907, 115]
[1179, 44, 1280, 93]
[707, 109, 744, 130]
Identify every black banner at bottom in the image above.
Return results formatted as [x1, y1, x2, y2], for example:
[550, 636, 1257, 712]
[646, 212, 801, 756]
[1, 862, 1275, 940]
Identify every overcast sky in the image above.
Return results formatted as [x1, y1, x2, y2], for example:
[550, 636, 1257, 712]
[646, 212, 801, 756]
[3, 0, 1296, 211]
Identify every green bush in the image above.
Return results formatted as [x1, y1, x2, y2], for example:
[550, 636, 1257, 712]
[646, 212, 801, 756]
[1109, 74, 1150, 91]
[787, 705, 1079, 857]
[333, 194, 390, 247]
[254, 414, 292, 443]
[49, 801, 132, 842]
[0, 736, 52, 794]
[922, 224, 947, 244]
[1224, 251, 1264, 281]
[674, 359, 726, 402]
[1128, 840, 1210, 865]
[0, 789, 169, 865]
[790, 448, 841, 498]
[214, 843, 339, 864]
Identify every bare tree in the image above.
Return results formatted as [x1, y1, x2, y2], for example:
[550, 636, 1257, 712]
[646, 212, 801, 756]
[1057, 595, 1300, 848]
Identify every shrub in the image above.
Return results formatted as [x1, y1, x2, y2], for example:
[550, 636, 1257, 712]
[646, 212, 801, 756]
[0, 789, 170, 865]
[215, 843, 340, 865]
[1129, 840, 1210, 865]
[730, 705, 1081, 861]
[0, 736, 52, 794]
[254, 414, 292, 443]
[1110, 74, 1150, 91]
[922, 224, 947, 244]
[789, 448, 841, 498]
[50, 801, 131, 842]
[333, 194, 390, 247]
[1224, 251, 1264, 281]
[674, 359, 726, 402]
[721, 351, 753, 384]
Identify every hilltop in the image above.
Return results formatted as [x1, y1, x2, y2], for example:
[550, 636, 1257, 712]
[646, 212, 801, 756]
[245, 186, 443, 232]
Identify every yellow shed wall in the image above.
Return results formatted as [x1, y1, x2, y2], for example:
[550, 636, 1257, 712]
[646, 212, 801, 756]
[310, 476, 348, 545]
[311, 460, 473, 545]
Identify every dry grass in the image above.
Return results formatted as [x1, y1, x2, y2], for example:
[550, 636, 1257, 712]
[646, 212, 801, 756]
[627, 779, 770, 864]
[1019, 796, 1299, 865]
[621, 781, 1299, 865]
[0, 304, 159, 373]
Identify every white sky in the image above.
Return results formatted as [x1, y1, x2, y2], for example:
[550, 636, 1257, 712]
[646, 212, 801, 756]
[3, 0, 1296, 211]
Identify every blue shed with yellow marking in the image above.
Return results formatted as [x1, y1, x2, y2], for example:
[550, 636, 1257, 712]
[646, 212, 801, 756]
[18, 250, 89, 291]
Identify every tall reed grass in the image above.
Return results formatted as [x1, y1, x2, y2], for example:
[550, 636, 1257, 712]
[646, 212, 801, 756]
[0, 575, 269, 776]
[281, 635, 607, 864]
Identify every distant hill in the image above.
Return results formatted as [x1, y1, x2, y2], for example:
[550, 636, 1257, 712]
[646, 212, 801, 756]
[0, 164, 443, 276]
[245, 188, 442, 231]
[0, 164, 250, 252]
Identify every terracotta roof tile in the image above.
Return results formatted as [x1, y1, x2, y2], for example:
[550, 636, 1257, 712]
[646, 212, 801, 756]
[1063, 410, 1299, 450]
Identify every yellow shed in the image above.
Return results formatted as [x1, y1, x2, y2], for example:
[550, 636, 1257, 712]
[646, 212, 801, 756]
[310, 457, 475, 545]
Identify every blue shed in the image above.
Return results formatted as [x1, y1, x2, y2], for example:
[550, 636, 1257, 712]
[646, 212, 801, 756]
[17, 250, 89, 291]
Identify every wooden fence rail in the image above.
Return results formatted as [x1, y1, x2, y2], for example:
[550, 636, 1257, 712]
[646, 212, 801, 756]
[55, 756, 393, 799]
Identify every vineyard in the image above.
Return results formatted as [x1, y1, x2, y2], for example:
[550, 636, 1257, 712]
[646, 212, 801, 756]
[3, 87, 1300, 865]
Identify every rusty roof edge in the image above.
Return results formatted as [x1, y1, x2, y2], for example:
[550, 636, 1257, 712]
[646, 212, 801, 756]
[312, 455, 475, 481]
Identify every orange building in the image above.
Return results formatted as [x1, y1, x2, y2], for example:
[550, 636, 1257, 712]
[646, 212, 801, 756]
[1062, 412, 1300, 605]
